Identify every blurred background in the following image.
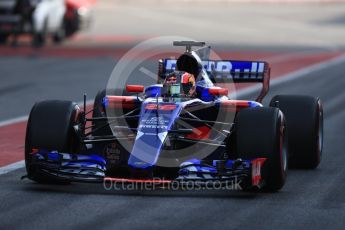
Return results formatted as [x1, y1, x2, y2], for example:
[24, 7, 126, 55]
[83, 0, 345, 49]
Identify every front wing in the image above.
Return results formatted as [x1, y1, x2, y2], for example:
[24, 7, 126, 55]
[28, 149, 267, 190]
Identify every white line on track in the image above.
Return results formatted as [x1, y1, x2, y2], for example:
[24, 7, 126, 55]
[0, 161, 25, 175]
[1, 53, 345, 175]
[0, 116, 28, 127]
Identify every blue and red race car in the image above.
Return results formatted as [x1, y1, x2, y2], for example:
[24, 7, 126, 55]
[24, 41, 323, 191]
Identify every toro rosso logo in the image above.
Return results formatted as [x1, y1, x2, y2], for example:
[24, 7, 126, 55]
[139, 117, 168, 129]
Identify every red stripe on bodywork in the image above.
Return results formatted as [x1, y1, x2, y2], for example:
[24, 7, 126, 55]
[126, 85, 144, 93]
[220, 100, 250, 107]
[106, 96, 137, 109]
[209, 87, 229, 96]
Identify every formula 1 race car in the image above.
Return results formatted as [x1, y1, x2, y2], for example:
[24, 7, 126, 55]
[24, 41, 323, 191]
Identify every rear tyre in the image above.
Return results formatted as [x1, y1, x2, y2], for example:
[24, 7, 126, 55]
[25, 100, 80, 183]
[270, 95, 323, 169]
[236, 107, 287, 191]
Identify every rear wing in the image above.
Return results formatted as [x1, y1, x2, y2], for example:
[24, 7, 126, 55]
[158, 59, 271, 102]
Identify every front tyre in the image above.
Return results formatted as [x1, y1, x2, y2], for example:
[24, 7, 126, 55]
[236, 107, 287, 191]
[25, 100, 80, 183]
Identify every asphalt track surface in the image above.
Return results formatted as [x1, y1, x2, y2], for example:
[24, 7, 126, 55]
[0, 47, 345, 229]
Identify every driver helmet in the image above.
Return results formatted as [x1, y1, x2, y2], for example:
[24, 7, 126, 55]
[164, 71, 196, 97]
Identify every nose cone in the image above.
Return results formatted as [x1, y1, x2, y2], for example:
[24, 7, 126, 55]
[128, 102, 182, 169]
